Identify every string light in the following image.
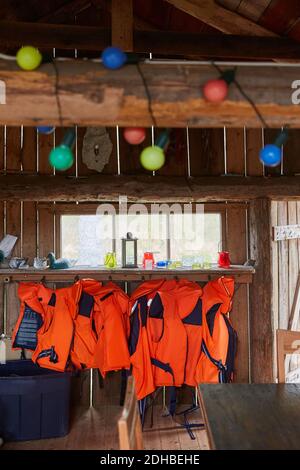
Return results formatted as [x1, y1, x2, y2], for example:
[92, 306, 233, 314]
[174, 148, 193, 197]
[140, 129, 170, 171]
[49, 128, 75, 171]
[16, 46, 42, 71]
[123, 128, 146, 145]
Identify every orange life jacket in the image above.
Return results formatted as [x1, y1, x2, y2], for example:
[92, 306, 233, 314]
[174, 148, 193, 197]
[175, 279, 203, 387]
[81, 279, 130, 377]
[129, 280, 189, 400]
[195, 277, 237, 384]
[32, 282, 82, 372]
[12, 283, 55, 352]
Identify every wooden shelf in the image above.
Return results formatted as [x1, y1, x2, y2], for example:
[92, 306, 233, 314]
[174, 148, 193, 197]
[0, 265, 255, 284]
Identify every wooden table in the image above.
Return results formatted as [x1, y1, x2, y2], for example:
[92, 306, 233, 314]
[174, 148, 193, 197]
[198, 384, 300, 450]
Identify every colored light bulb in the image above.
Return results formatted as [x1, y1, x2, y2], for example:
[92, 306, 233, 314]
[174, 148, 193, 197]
[49, 128, 75, 171]
[37, 126, 55, 135]
[203, 79, 228, 103]
[140, 146, 165, 171]
[101, 47, 127, 70]
[259, 144, 281, 167]
[123, 127, 146, 145]
[16, 46, 42, 71]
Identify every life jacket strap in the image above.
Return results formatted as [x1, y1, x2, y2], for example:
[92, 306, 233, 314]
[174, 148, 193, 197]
[150, 357, 174, 379]
[201, 341, 227, 382]
[37, 345, 58, 364]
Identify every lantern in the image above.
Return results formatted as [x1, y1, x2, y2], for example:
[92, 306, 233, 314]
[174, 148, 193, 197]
[122, 232, 138, 268]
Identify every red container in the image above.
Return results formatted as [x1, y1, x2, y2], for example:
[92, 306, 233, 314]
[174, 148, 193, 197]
[218, 251, 231, 268]
[143, 252, 155, 269]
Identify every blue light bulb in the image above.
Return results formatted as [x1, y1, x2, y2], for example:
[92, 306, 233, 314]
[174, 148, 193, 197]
[101, 47, 127, 70]
[37, 126, 55, 135]
[259, 144, 282, 167]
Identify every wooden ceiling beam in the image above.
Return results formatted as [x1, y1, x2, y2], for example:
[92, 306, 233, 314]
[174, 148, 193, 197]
[164, 0, 277, 36]
[1, 175, 300, 202]
[37, 0, 92, 23]
[0, 59, 300, 127]
[0, 22, 299, 59]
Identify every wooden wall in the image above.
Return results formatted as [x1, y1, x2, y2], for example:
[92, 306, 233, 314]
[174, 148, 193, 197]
[2, 125, 300, 399]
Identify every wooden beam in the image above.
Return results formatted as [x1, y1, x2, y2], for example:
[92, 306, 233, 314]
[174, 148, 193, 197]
[37, 0, 92, 24]
[164, 0, 276, 36]
[1, 175, 300, 202]
[1, 22, 300, 59]
[111, 0, 133, 51]
[249, 198, 273, 382]
[0, 59, 300, 127]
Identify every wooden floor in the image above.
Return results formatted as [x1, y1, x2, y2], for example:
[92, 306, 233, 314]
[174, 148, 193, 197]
[2, 405, 209, 451]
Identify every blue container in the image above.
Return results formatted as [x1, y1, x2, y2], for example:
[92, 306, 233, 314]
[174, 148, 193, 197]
[0, 360, 71, 442]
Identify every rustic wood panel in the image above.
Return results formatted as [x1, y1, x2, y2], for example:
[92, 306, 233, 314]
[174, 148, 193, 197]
[5, 281, 20, 336]
[38, 131, 54, 175]
[270, 201, 279, 380]
[22, 201, 37, 264]
[6, 127, 21, 173]
[158, 129, 188, 177]
[277, 201, 289, 329]
[225, 128, 245, 175]
[249, 198, 273, 382]
[0, 126, 4, 172]
[226, 206, 249, 383]
[6, 201, 21, 257]
[38, 206, 55, 257]
[245, 128, 264, 176]
[188, 129, 225, 176]
[282, 129, 300, 176]
[22, 127, 37, 173]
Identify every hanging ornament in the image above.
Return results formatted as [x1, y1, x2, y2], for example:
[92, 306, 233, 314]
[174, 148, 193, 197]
[140, 129, 170, 171]
[82, 127, 113, 172]
[101, 47, 127, 70]
[123, 127, 146, 145]
[259, 128, 288, 167]
[16, 46, 42, 71]
[37, 126, 55, 135]
[49, 128, 75, 171]
[203, 69, 236, 103]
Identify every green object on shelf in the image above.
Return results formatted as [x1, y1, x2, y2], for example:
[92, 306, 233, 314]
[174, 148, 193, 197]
[48, 252, 70, 270]
[104, 252, 117, 268]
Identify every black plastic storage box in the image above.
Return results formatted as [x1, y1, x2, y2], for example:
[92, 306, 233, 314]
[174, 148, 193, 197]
[0, 360, 71, 442]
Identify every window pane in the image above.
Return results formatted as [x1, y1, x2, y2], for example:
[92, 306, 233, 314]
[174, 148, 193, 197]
[61, 215, 113, 266]
[170, 212, 221, 263]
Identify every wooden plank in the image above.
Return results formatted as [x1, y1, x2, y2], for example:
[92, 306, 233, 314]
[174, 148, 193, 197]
[288, 273, 300, 330]
[2, 61, 300, 127]
[38, 206, 54, 257]
[22, 201, 37, 265]
[259, 0, 300, 35]
[22, 127, 37, 173]
[270, 201, 279, 380]
[157, 129, 188, 177]
[6, 127, 21, 173]
[189, 129, 225, 176]
[283, 129, 300, 176]
[38, 131, 54, 175]
[226, 206, 249, 382]
[236, 0, 272, 22]
[263, 128, 281, 176]
[111, 0, 133, 51]
[5, 281, 20, 336]
[225, 128, 245, 175]
[0, 126, 4, 171]
[3, 174, 300, 202]
[249, 198, 273, 382]
[245, 128, 264, 176]
[6, 201, 21, 257]
[165, 0, 276, 36]
[198, 383, 300, 450]
[277, 202, 289, 329]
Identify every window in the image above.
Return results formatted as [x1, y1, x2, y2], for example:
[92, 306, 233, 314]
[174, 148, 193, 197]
[60, 206, 222, 267]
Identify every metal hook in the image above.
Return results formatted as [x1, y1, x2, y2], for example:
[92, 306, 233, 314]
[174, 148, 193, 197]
[74, 275, 80, 283]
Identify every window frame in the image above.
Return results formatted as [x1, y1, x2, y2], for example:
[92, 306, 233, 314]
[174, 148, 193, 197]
[47, 202, 228, 260]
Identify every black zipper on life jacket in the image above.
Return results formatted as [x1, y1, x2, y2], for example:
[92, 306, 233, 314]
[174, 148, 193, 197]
[201, 340, 227, 383]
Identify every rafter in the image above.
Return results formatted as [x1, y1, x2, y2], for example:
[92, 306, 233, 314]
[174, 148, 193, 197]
[164, 0, 277, 36]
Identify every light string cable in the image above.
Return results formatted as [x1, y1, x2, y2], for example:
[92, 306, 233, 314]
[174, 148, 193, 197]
[135, 60, 157, 128]
[212, 62, 270, 129]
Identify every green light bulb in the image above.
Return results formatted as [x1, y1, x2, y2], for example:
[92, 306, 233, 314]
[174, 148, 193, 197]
[16, 46, 42, 71]
[140, 146, 165, 171]
[49, 145, 74, 171]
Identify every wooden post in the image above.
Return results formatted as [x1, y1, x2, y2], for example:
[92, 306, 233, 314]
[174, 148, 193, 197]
[111, 0, 133, 51]
[249, 198, 274, 382]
